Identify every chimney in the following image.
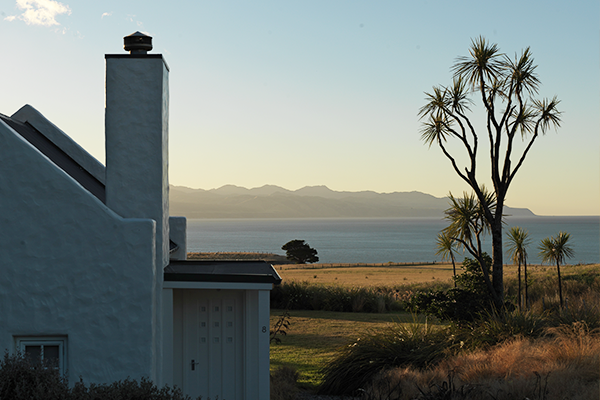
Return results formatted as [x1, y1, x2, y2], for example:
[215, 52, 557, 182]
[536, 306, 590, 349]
[105, 32, 170, 268]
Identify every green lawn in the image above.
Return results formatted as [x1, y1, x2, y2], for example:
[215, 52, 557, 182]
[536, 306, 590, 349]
[269, 309, 438, 390]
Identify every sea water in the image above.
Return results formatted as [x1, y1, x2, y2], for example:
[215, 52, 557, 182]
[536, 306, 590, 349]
[186, 216, 599, 265]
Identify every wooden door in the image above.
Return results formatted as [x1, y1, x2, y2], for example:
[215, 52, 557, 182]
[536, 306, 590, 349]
[182, 290, 244, 399]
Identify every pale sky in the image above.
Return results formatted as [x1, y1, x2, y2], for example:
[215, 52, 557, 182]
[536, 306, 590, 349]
[1, 0, 598, 216]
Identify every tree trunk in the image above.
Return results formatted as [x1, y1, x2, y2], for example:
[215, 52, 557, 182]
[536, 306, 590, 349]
[491, 218, 504, 307]
[451, 254, 457, 288]
[517, 260, 522, 311]
[557, 261, 564, 308]
[524, 259, 529, 309]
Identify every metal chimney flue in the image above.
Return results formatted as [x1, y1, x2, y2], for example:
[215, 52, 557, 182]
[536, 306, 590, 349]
[123, 31, 153, 54]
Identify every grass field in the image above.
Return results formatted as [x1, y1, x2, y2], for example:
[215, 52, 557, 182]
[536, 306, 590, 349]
[276, 262, 599, 287]
[275, 262, 456, 286]
[269, 262, 600, 396]
[269, 310, 434, 390]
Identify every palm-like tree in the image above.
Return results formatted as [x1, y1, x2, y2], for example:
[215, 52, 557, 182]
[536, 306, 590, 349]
[538, 232, 574, 308]
[419, 37, 563, 308]
[506, 226, 531, 310]
[435, 232, 459, 286]
[442, 189, 497, 302]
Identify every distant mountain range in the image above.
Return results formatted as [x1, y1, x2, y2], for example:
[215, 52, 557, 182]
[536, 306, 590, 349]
[169, 185, 535, 219]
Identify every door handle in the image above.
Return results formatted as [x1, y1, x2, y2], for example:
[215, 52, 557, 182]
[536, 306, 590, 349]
[191, 359, 200, 371]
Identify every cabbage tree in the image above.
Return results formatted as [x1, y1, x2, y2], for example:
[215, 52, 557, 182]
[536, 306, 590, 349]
[419, 37, 562, 307]
[538, 231, 574, 308]
[506, 226, 531, 310]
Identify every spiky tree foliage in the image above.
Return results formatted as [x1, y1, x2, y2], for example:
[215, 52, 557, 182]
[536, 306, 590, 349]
[435, 231, 459, 286]
[506, 226, 531, 310]
[442, 190, 498, 303]
[538, 232, 574, 308]
[419, 37, 562, 307]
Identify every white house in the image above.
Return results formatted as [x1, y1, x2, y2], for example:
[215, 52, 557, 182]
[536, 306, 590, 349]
[0, 32, 281, 400]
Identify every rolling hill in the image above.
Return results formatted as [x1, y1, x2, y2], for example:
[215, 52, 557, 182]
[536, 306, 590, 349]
[169, 185, 535, 219]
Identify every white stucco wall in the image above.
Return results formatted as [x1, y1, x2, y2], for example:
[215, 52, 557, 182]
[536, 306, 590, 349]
[105, 55, 169, 270]
[0, 119, 160, 384]
[105, 54, 170, 384]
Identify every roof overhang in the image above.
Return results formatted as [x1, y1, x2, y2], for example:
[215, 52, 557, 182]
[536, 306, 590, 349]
[164, 260, 282, 290]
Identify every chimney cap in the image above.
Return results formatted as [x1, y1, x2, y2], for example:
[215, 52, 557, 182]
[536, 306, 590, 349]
[124, 31, 153, 54]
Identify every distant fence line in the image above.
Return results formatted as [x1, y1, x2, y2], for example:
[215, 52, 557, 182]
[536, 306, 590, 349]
[189, 251, 278, 254]
[283, 261, 443, 270]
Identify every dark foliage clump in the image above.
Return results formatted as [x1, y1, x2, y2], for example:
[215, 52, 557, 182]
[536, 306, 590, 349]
[0, 352, 196, 400]
[281, 239, 319, 264]
[270, 281, 403, 313]
[408, 254, 497, 322]
[318, 321, 453, 396]
[0, 351, 69, 400]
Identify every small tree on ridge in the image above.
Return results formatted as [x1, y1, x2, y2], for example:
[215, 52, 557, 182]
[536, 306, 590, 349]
[282, 239, 319, 264]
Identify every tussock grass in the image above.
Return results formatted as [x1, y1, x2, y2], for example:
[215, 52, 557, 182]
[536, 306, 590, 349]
[318, 320, 451, 396]
[270, 366, 299, 400]
[317, 308, 600, 397]
[366, 323, 600, 400]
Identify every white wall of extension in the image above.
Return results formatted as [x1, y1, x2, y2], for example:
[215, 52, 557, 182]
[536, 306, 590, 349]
[0, 114, 159, 384]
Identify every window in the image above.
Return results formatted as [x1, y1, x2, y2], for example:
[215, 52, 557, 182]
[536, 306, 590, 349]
[15, 337, 67, 375]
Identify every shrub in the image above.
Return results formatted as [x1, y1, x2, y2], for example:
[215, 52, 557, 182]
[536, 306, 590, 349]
[0, 352, 193, 400]
[453, 308, 549, 350]
[270, 366, 299, 400]
[408, 255, 496, 323]
[72, 377, 190, 400]
[0, 351, 69, 400]
[270, 281, 404, 313]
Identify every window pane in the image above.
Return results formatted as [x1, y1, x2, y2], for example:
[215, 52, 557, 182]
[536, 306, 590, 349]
[43, 345, 60, 368]
[25, 345, 41, 363]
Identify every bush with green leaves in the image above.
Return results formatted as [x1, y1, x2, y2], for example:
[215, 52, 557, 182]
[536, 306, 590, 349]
[408, 255, 496, 322]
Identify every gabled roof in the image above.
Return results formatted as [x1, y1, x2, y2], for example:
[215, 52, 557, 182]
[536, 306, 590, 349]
[0, 105, 106, 203]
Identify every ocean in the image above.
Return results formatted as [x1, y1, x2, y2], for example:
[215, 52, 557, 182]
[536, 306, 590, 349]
[186, 216, 600, 265]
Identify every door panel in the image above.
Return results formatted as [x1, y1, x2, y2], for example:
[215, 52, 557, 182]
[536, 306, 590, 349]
[182, 290, 244, 400]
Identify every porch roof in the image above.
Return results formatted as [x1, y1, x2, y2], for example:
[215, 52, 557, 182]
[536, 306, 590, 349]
[164, 260, 282, 284]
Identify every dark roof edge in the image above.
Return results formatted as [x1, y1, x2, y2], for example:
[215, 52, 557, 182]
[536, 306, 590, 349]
[0, 113, 106, 202]
[164, 272, 281, 284]
[11, 105, 106, 185]
[105, 54, 169, 71]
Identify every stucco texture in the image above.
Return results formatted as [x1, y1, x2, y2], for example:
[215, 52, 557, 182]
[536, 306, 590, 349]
[0, 119, 159, 384]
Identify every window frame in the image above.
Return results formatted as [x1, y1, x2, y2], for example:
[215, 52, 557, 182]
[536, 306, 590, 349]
[15, 336, 67, 375]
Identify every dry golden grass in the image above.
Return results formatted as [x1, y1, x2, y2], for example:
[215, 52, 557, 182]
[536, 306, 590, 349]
[276, 262, 600, 289]
[367, 324, 600, 400]
[276, 263, 456, 286]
